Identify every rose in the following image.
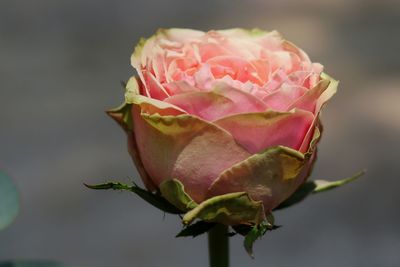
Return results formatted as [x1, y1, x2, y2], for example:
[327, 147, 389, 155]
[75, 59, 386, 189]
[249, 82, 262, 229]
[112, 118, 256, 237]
[110, 28, 337, 223]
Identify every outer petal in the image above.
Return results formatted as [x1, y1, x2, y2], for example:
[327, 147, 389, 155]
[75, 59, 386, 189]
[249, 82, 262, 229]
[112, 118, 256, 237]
[214, 109, 314, 153]
[164, 83, 267, 121]
[297, 73, 338, 152]
[131, 97, 251, 203]
[316, 73, 338, 112]
[207, 146, 308, 212]
[127, 131, 157, 191]
[126, 92, 187, 116]
[108, 77, 188, 191]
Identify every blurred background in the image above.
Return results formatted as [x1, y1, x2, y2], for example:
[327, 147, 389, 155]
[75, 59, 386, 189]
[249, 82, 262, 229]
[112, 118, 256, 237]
[1, 0, 399, 266]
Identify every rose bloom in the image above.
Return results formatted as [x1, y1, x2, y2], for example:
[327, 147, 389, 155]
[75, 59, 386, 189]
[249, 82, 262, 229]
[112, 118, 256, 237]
[112, 28, 337, 214]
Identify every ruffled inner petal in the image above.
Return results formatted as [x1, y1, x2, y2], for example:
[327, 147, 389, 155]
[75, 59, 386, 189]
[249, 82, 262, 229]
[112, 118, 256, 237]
[164, 83, 268, 121]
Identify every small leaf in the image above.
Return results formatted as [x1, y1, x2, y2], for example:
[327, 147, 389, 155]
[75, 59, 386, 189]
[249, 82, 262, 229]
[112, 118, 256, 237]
[0, 170, 19, 231]
[84, 181, 182, 214]
[243, 221, 269, 258]
[275, 170, 364, 210]
[233, 219, 281, 237]
[160, 179, 198, 212]
[182, 192, 265, 226]
[176, 221, 216, 238]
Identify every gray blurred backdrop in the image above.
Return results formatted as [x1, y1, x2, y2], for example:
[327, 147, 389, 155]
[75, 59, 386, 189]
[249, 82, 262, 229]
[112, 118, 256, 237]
[1, 0, 399, 266]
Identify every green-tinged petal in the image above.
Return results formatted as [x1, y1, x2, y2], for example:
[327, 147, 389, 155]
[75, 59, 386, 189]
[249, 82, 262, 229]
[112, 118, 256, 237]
[300, 121, 322, 157]
[297, 73, 337, 153]
[217, 28, 269, 38]
[318, 72, 338, 112]
[131, 36, 155, 70]
[176, 221, 216, 238]
[275, 170, 364, 210]
[106, 77, 139, 130]
[108, 79, 187, 191]
[127, 94, 186, 116]
[84, 181, 182, 214]
[161, 28, 204, 42]
[208, 146, 309, 212]
[159, 179, 198, 211]
[182, 192, 265, 226]
[0, 170, 19, 231]
[107, 96, 158, 191]
[124, 76, 140, 102]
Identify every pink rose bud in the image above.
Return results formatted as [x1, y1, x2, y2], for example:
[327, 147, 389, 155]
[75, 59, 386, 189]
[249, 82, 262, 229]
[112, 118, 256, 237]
[110, 28, 338, 221]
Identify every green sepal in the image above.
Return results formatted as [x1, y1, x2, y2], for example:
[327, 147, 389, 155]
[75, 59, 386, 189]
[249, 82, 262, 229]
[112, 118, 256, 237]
[176, 221, 216, 238]
[0, 170, 19, 231]
[243, 217, 278, 258]
[275, 170, 365, 210]
[159, 179, 198, 212]
[313, 170, 364, 192]
[233, 223, 281, 237]
[182, 192, 265, 226]
[84, 181, 182, 214]
[106, 102, 133, 131]
[233, 213, 279, 236]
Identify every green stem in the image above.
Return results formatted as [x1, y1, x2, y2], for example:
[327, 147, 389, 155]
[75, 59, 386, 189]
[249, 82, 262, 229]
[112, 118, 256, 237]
[208, 224, 229, 267]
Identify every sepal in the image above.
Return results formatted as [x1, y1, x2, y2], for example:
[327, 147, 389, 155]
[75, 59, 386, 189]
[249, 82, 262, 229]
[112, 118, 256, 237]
[275, 170, 365, 210]
[176, 221, 216, 238]
[243, 214, 279, 257]
[84, 181, 182, 214]
[106, 102, 133, 131]
[159, 179, 198, 212]
[182, 192, 265, 226]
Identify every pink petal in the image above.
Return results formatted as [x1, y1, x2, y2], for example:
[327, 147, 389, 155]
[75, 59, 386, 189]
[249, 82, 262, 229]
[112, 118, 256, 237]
[131, 101, 250, 203]
[288, 78, 331, 114]
[262, 83, 308, 111]
[214, 109, 315, 153]
[194, 63, 215, 90]
[207, 55, 263, 85]
[142, 71, 170, 100]
[298, 75, 338, 152]
[164, 83, 267, 121]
